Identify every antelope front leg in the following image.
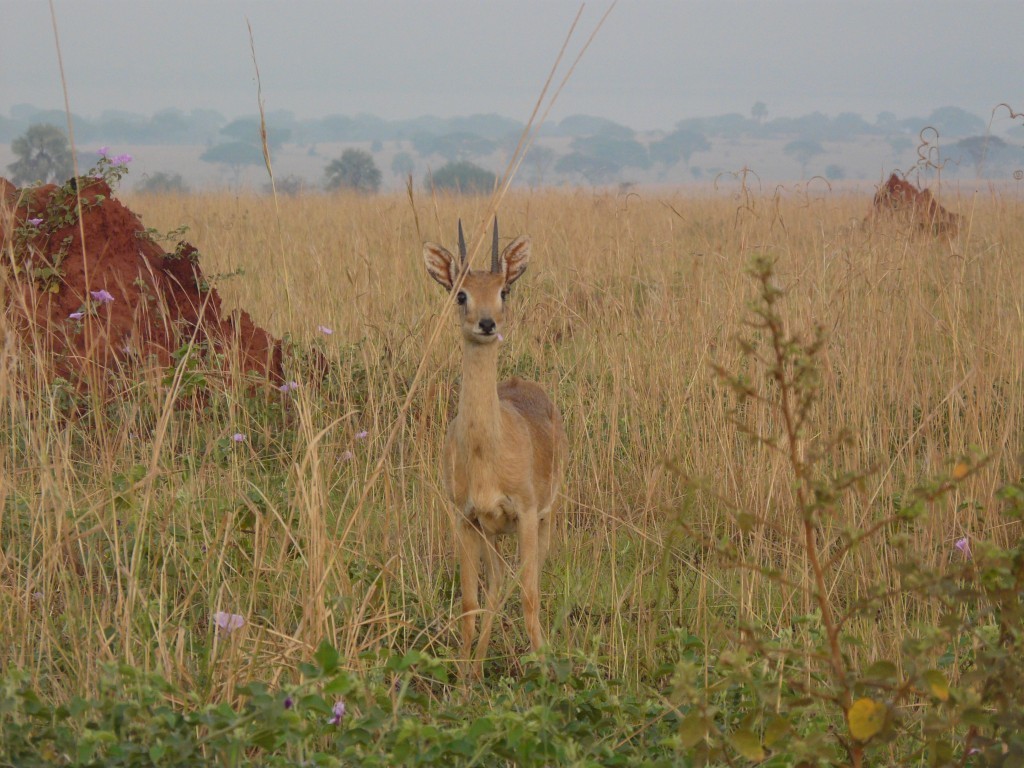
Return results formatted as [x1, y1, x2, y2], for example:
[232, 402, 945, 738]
[517, 509, 544, 652]
[473, 533, 503, 674]
[457, 519, 483, 672]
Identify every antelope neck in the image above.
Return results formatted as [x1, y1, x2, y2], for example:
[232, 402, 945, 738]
[458, 340, 502, 444]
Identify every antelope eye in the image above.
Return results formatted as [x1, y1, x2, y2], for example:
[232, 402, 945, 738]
[501, 288, 510, 301]
[456, 291, 467, 305]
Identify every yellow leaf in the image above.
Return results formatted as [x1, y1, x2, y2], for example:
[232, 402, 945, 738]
[848, 697, 887, 741]
[730, 728, 766, 762]
[952, 462, 970, 480]
[923, 669, 950, 701]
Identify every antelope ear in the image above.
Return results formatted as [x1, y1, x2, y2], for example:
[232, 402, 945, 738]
[500, 236, 530, 286]
[423, 243, 458, 290]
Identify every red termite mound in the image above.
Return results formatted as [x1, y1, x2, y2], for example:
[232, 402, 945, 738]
[870, 173, 960, 237]
[0, 175, 282, 388]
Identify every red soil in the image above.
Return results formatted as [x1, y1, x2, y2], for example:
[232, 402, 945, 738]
[870, 173, 960, 237]
[0, 175, 282, 388]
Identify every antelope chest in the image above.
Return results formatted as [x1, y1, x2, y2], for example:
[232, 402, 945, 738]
[449, 450, 518, 536]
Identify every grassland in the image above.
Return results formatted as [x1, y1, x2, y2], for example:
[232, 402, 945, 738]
[2, 182, 1022, 762]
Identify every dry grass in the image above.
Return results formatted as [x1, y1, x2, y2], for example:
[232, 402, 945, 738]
[2, 184, 1021, 703]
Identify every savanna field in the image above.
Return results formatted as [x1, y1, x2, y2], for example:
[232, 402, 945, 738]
[2, 178, 1023, 765]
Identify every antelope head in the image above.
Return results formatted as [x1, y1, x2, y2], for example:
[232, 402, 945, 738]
[423, 218, 530, 345]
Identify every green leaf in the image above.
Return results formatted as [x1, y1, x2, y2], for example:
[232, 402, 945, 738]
[763, 715, 790, 746]
[323, 672, 356, 696]
[467, 716, 495, 741]
[960, 707, 990, 727]
[730, 728, 765, 762]
[921, 669, 950, 701]
[863, 660, 899, 682]
[385, 649, 423, 672]
[678, 713, 707, 748]
[314, 642, 340, 675]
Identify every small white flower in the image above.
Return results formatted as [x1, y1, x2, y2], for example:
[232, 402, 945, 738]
[328, 699, 345, 725]
[213, 612, 245, 633]
[954, 537, 971, 559]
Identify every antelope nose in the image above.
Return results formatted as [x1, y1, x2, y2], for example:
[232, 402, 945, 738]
[479, 318, 496, 334]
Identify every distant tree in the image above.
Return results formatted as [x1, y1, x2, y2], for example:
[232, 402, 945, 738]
[522, 144, 556, 186]
[783, 138, 825, 177]
[266, 175, 309, 197]
[324, 148, 382, 193]
[675, 113, 751, 139]
[148, 108, 190, 143]
[570, 135, 650, 169]
[220, 117, 291, 149]
[411, 132, 497, 162]
[927, 107, 985, 138]
[8, 123, 73, 184]
[824, 164, 845, 181]
[425, 160, 496, 193]
[831, 112, 873, 139]
[649, 129, 710, 168]
[751, 101, 768, 125]
[887, 135, 914, 156]
[875, 111, 899, 130]
[200, 141, 265, 181]
[557, 115, 634, 139]
[955, 135, 1008, 176]
[391, 151, 415, 179]
[137, 171, 189, 194]
[446, 114, 525, 139]
[554, 152, 621, 185]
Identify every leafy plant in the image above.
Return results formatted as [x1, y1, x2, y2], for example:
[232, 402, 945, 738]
[669, 255, 1024, 766]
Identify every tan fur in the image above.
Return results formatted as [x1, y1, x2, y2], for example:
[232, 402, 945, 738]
[423, 229, 567, 678]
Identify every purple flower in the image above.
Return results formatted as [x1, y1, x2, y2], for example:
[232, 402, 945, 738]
[112, 153, 133, 165]
[283, 696, 294, 710]
[955, 537, 971, 559]
[341, 450, 354, 461]
[278, 381, 299, 393]
[213, 611, 245, 634]
[97, 146, 110, 157]
[27, 217, 43, 227]
[328, 699, 345, 725]
[68, 311, 85, 320]
[90, 289, 114, 304]
[232, 433, 246, 443]
[318, 325, 333, 335]
[355, 430, 368, 440]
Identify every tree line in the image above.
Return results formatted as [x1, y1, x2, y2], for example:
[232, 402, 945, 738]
[6, 103, 1022, 191]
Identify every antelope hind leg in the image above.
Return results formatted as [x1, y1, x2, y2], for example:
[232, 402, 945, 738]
[518, 509, 544, 652]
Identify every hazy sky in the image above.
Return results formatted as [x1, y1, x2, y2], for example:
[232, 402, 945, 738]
[2, 1, 1022, 131]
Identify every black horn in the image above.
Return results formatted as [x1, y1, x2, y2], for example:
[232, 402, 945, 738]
[457, 219, 467, 265]
[491, 216, 500, 273]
